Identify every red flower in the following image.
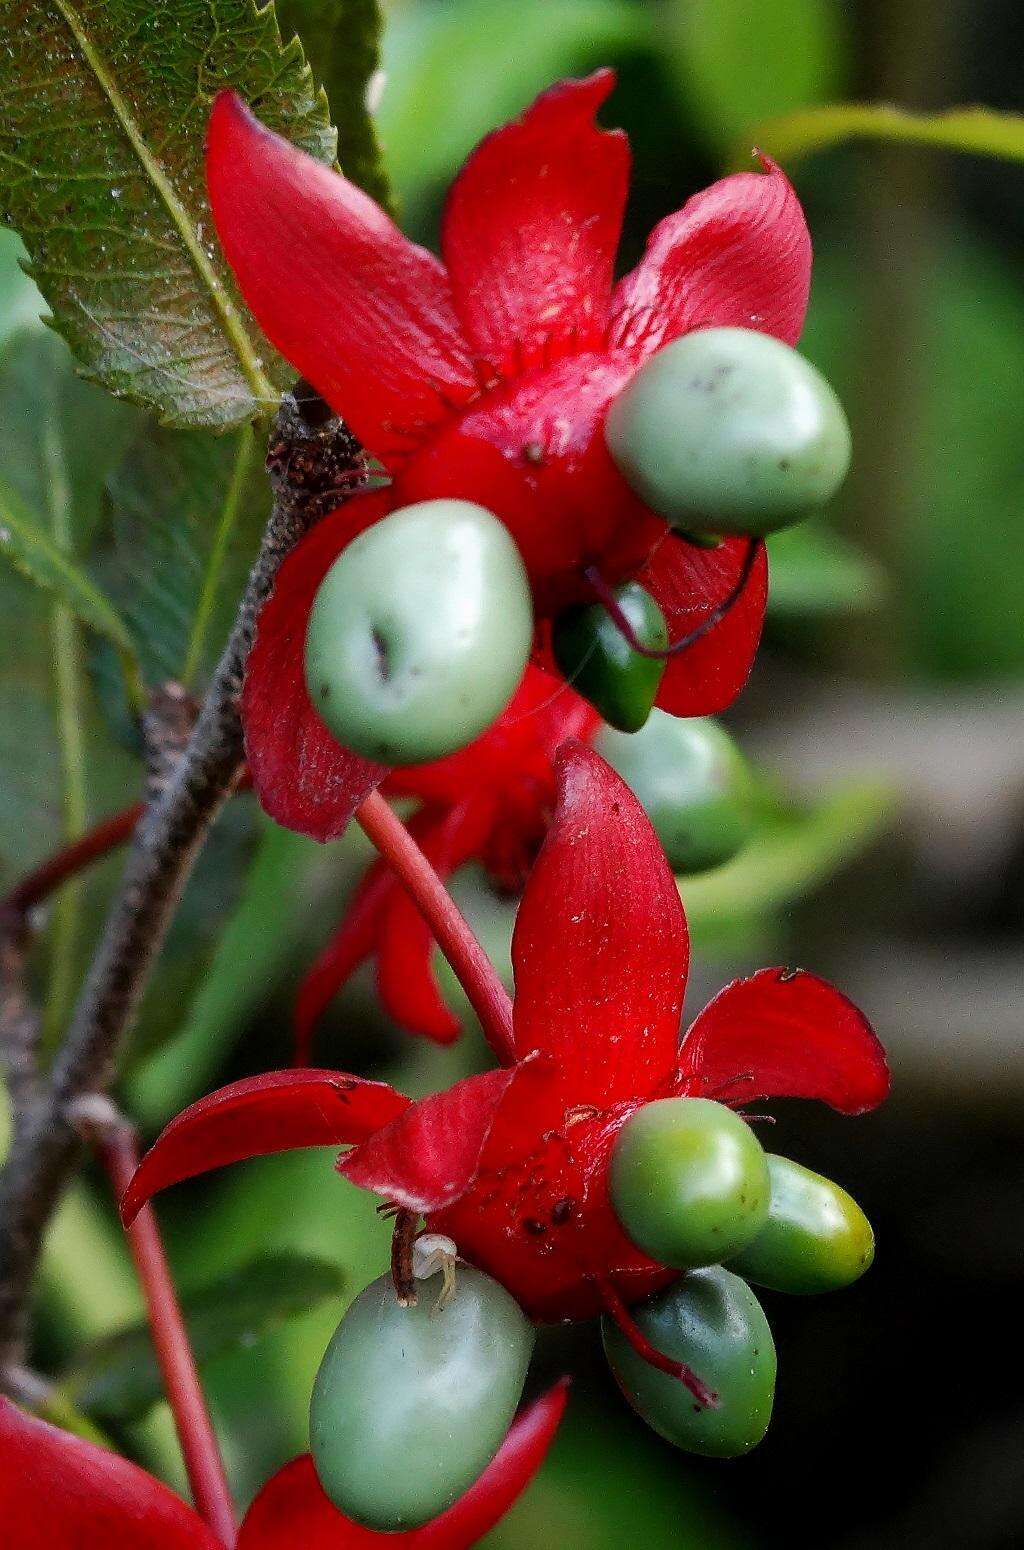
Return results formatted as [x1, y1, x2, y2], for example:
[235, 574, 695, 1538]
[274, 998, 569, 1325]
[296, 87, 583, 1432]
[295, 665, 599, 1053]
[0, 1383, 566, 1549]
[207, 72, 810, 840]
[125, 745, 888, 1329]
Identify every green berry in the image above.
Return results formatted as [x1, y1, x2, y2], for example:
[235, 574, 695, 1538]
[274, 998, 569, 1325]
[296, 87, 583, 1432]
[602, 1267, 776, 1457]
[310, 1265, 534, 1531]
[304, 499, 533, 765]
[596, 712, 754, 873]
[728, 1154, 875, 1294]
[552, 581, 667, 731]
[610, 1098, 770, 1269]
[605, 327, 851, 536]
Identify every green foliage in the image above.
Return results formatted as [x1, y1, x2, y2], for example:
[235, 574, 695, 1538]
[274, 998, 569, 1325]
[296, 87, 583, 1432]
[99, 423, 267, 690]
[61, 1251, 345, 1423]
[377, 0, 648, 209]
[0, 329, 139, 875]
[739, 100, 1024, 173]
[681, 779, 897, 957]
[766, 522, 887, 619]
[277, 0, 391, 208]
[660, 0, 847, 154]
[0, 0, 336, 428]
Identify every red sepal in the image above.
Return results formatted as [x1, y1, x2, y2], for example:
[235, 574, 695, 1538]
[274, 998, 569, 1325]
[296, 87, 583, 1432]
[640, 535, 768, 716]
[241, 492, 390, 842]
[236, 1380, 569, 1549]
[0, 1399, 219, 1549]
[339, 1065, 528, 1212]
[609, 157, 811, 358]
[442, 72, 628, 376]
[122, 1070, 410, 1224]
[207, 92, 477, 464]
[511, 743, 688, 1103]
[677, 968, 890, 1114]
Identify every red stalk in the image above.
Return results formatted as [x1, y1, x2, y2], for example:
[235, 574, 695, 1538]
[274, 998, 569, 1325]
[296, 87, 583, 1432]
[354, 790, 516, 1064]
[596, 1275, 718, 1409]
[1, 804, 144, 920]
[96, 1115, 237, 1546]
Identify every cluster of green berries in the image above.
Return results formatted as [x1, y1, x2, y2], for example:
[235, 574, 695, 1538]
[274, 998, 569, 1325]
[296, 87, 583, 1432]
[304, 327, 851, 758]
[605, 1098, 873, 1456]
[308, 1098, 872, 1529]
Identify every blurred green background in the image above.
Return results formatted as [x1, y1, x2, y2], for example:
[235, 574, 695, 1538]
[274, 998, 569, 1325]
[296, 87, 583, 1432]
[2, 0, 1024, 1545]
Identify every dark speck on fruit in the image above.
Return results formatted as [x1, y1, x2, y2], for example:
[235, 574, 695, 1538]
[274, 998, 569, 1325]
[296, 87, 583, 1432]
[523, 1217, 547, 1237]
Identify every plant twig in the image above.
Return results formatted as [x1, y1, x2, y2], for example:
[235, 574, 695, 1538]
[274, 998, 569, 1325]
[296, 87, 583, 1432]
[0, 393, 366, 1380]
[72, 1096, 236, 1544]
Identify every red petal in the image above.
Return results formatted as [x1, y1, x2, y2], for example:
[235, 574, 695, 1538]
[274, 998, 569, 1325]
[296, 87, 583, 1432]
[385, 665, 597, 809]
[236, 1381, 568, 1549]
[640, 535, 768, 716]
[677, 968, 890, 1114]
[376, 802, 497, 1043]
[293, 862, 397, 1065]
[511, 743, 688, 1103]
[122, 1070, 410, 1225]
[207, 92, 476, 464]
[339, 1065, 524, 1212]
[0, 1399, 217, 1548]
[442, 72, 628, 377]
[242, 492, 390, 842]
[609, 158, 811, 358]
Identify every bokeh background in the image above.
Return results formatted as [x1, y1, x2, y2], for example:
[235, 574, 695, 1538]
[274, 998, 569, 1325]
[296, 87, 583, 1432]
[2, 1, 1023, 1545]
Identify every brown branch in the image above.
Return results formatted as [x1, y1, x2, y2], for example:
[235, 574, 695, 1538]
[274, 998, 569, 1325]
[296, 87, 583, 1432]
[0, 393, 366, 1379]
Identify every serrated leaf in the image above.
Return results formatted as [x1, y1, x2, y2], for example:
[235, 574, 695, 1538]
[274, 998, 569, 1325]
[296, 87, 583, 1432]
[0, 0, 337, 429]
[278, 0, 391, 209]
[0, 230, 46, 354]
[62, 1251, 345, 1423]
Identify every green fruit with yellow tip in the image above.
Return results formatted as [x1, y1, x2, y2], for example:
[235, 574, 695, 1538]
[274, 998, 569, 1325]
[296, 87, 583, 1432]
[728, 1154, 875, 1294]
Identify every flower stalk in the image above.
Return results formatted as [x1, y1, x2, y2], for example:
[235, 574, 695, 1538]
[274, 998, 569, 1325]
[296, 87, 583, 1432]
[354, 790, 516, 1064]
[72, 1098, 236, 1545]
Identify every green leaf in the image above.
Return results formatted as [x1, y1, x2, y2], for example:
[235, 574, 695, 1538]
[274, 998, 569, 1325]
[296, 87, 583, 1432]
[660, 0, 848, 155]
[98, 423, 268, 690]
[278, 0, 391, 209]
[0, 481, 139, 667]
[0, 231, 46, 355]
[128, 819, 338, 1126]
[0, 329, 142, 697]
[681, 780, 897, 957]
[0, 0, 336, 429]
[377, 0, 649, 209]
[62, 1252, 345, 1423]
[766, 522, 887, 619]
[735, 101, 1024, 173]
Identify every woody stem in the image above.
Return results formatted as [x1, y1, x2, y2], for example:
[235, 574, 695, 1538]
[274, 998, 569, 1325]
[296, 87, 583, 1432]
[76, 1101, 236, 1545]
[354, 791, 516, 1064]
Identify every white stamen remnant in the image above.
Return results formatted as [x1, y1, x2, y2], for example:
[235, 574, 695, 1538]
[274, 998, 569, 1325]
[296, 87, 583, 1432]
[412, 1233, 459, 1311]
